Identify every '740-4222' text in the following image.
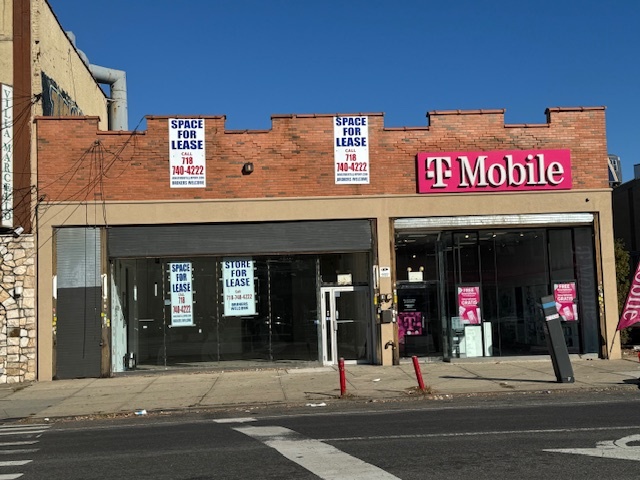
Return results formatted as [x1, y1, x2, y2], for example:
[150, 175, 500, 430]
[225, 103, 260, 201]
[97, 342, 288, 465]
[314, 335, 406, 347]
[336, 162, 367, 172]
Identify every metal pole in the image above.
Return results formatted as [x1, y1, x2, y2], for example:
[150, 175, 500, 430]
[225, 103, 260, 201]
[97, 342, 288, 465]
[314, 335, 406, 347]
[412, 356, 425, 391]
[339, 357, 346, 396]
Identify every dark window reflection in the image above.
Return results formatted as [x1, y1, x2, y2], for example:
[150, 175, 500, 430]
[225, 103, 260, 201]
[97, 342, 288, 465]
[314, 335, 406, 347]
[114, 253, 369, 368]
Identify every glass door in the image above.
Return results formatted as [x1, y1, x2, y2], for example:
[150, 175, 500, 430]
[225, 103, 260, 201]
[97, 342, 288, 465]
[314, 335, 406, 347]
[320, 286, 370, 365]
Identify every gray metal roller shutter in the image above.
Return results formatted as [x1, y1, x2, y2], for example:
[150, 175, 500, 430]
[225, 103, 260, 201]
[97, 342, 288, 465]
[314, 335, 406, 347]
[55, 228, 102, 379]
[107, 220, 373, 258]
[57, 228, 101, 288]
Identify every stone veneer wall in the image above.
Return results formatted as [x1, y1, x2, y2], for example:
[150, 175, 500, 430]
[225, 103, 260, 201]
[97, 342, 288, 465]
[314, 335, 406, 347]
[0, 234, 35, 383]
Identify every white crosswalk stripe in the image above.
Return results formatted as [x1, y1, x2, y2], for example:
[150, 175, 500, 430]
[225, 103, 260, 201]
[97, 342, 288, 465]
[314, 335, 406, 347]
[0, 450, 38, 455]
[235, 425, 401, 480]
[0, 425, 49, 437]
[0, 424, 50, 479]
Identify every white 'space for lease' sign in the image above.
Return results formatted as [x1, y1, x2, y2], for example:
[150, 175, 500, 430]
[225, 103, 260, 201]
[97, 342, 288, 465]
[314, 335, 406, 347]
[334, 116, 369, 184]
[169, 118, 206, 188]
[223, 258, 256, 316]
[169, 262, 194, 327]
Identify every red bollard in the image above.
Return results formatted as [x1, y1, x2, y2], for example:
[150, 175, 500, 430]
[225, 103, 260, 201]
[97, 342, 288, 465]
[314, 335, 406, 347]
[339, 357, 346, 396]
[637, 351, 640, 363]
[412, 356, 426, 391]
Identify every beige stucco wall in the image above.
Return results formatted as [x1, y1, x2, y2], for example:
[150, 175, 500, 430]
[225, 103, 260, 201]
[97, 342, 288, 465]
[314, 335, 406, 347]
[36, 189, 620, 380]
[0, 1, 108, 123]
[0, 0, 13, 86]
[32, 0, 107, 125]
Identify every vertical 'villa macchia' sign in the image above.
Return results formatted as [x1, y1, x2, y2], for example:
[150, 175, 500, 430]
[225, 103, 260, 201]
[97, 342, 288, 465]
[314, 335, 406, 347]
[417, 149, 572, 193]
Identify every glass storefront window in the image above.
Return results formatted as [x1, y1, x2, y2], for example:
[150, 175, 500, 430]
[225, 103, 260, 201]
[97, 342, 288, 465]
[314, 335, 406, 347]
[395, 234, 442, 357]
[394, 226, 598, 360]
[112, 252, 370, 370]
[479, 231, 549, 356]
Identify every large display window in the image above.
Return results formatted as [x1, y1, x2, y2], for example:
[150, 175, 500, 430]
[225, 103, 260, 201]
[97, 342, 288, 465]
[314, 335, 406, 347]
[111, 252, 370, 370]
[394, 227, 599, 360]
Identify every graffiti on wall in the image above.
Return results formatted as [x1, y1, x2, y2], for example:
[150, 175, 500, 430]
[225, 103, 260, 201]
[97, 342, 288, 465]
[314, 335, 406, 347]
[41, 73, 83, 117]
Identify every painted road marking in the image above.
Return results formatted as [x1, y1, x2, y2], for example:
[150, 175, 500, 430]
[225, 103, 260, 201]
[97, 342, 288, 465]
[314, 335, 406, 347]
[213, 418, 257, 424]
[0, 450, 38, 455]
[0, 425, 48, 479]
[0, 426, 49, 437]
[0, 442, 38, 448]
[545, 434, 640, 461]
[0, 461, 31, 467]
[317, 425, 640, 442]
[0, 426, 48, 431]
[235, 426, 400, 480]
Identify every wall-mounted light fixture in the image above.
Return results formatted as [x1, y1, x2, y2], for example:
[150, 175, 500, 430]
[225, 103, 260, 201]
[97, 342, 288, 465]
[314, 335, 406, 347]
[12, 226, 24, 238]
[242, 162, 254, 175]
[13, 285, 22, 299]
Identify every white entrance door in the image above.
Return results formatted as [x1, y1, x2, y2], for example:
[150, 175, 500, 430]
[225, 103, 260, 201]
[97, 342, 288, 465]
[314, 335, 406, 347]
[320, 286, 371, 365]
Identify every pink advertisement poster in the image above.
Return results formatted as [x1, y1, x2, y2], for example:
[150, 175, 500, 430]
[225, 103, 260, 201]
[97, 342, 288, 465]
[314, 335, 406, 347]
[457, 286, 481, 325]
[554, 282, 578, 321]
[397, 312, 423, 343]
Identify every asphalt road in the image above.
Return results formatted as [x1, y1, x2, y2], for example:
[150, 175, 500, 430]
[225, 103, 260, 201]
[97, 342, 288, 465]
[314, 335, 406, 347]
[6, 390, 640, 479]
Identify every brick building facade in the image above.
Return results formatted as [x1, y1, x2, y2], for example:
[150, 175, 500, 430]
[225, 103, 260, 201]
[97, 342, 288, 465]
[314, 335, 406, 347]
[34, 107, 618, 381]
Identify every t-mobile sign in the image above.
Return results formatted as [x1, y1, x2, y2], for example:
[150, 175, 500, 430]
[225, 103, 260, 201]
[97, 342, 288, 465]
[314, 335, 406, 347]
[417, 149, 571, 193]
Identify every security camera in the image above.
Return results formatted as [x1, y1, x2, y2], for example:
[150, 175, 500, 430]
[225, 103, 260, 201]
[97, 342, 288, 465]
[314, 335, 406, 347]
[12, 226, 24, 237]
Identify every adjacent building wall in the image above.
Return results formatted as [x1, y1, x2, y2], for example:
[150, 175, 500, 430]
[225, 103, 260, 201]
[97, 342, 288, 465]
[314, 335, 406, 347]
[613, 178, 640, 263]
[0, 0, 13, 86]
[34, 0, 107, 124]
[0, 0, 110, 383]
[0, 234, 35, 383]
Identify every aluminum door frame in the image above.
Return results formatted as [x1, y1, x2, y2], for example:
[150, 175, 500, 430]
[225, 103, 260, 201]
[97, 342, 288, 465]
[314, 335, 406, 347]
[320, 286, 370, 366]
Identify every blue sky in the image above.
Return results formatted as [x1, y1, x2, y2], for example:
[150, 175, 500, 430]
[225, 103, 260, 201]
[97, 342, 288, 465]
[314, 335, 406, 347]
[49, 0, 640, 181]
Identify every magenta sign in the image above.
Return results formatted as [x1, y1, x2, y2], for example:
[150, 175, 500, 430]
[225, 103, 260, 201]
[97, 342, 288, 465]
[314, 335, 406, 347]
[618, 261, 640, 331]
[457, 285, 481, 325]
[417, 149, 572, 193]
[553, 282, 578, 322]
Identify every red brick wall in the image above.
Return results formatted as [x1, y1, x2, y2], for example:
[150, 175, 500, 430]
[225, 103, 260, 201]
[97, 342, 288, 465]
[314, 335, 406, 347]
[36, 107, 608, 202]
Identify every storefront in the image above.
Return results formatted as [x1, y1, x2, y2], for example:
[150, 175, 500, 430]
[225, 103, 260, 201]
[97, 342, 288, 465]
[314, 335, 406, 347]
[111, 254, 373, 370]
[35, 107, 620, 381]
[53, 221, 375, 378]
[394, 215, 599, 361]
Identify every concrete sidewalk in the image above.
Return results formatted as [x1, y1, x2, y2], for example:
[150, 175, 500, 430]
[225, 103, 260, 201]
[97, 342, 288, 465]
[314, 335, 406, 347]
[1, 357, 639, 422]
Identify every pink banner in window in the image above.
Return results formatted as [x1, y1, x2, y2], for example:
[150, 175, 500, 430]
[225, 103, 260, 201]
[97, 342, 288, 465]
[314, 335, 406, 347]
[553, 282, 578, 322]
[457, 286, 481, 325]
[397, 312, 423, 343]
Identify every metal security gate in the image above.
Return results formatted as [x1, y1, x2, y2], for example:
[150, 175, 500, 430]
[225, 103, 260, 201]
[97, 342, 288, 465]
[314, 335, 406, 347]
[55, 228, 102, 379]
[107, 220, 373, 257]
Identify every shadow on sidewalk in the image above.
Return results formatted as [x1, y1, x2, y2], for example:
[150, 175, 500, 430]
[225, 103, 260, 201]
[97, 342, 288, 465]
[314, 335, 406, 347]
[439, 375, 553, 384]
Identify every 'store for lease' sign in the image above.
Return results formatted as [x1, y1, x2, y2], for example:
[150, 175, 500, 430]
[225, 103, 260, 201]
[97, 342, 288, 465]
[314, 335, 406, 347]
[169, 118, 206, 188]
[223, 258, 256, 316]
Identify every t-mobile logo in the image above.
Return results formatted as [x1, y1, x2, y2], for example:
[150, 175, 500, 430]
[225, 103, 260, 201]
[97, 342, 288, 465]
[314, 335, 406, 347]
[424, 156, 452, 188]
